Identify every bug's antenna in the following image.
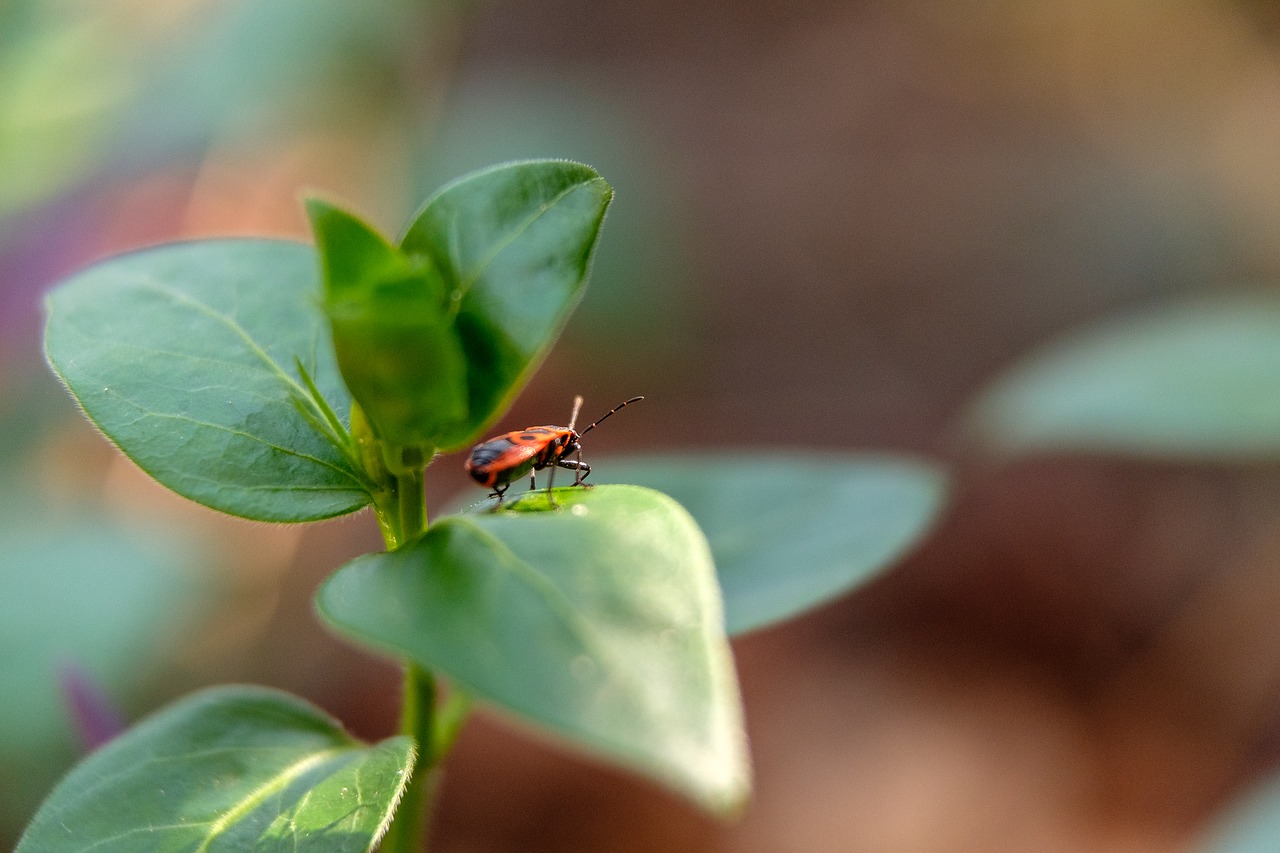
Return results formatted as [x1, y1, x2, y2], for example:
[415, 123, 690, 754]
[567, 395, 584, 432]
[580, 396, 644, 435]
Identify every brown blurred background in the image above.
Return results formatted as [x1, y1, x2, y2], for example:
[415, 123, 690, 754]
[5, 1, 1280, 850]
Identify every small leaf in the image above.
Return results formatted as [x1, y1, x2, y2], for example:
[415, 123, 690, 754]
[963, 295, 1280, 460]
[308, 199, 465, 459]
[317, 485, 750, 815]
[591, 453, 949, 634]
[44, 239, 370, 521]
[16, 686, 415, 853]
[399, 160, 614, 450]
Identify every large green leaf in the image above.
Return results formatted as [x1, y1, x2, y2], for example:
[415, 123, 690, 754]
[317, 485, 750, 815]
[44, 239, 370, 522]
[398, 160, 614, 451]
[963, 295, 1280, 459]
[591, 453, 949, 635]
[17, 686, 414, 853]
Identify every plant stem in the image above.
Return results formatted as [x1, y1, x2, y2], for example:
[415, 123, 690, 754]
[375, 467, 455, 853]
[396, 467, 427, 546]
[381, 665, 440, 853]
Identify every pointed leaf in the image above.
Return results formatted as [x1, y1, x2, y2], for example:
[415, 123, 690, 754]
[44, 239, 370, 521]
[317, 485, 750, 815]
[963, 296, 1280, 460]
[17, 686, 415, 853]
[399, 160, 614, 450]
[592, 453, 949, 634]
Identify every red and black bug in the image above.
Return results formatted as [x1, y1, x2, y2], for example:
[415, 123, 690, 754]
[465, 396, 643, 503]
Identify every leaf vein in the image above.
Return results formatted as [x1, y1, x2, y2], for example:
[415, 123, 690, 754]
[193, 747, 348, 853]
[100, 388, 363, 487]
[130, 279, 348, 453]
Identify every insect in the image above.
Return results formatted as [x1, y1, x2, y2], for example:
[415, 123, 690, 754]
[465, 395, 644, 504]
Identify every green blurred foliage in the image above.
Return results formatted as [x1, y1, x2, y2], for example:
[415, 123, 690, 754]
[963, 294, 1280, 460]
[0, 1, 143, 220]
[0, 0, 442, 222]
[1199, 772, 1280, 853]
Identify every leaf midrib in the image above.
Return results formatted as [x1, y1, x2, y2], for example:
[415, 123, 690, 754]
[192, 747, 348, 852]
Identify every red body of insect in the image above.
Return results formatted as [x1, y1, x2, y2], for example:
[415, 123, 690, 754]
[465, 396, 643, 502]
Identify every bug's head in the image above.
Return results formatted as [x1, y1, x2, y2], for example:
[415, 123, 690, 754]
[562, 395, 643, 457]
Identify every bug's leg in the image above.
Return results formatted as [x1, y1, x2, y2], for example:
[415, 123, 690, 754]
[545, 463, 560, 508]
[491, 483, 509, 505]
[557, 458, 591, 486]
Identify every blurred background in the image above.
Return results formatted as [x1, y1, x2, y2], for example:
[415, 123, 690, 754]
[5, 0, 1280, 850]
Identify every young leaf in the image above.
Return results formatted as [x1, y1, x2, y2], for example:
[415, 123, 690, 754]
[316, 485, 750, 815]
[399, 160, 614, 451]
[44, 240, 371, 521]
[16, 686, 415, 853]
[308, 199, 466, 464]
[962, 295, 1280, 460]
[592, 453, 949, 635]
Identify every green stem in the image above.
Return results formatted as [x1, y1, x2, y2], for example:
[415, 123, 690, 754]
[375, 467, 465, 853]
[396, 467, 427, 546]
[381, 665, 441, 853]
[389, 468, 429, 845]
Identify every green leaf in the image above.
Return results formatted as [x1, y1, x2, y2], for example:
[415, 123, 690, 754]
[962, 295, 1280, 460]
[43, 239, 371, 522]
[17, 686, 414, 853]
[584, 453, 949, 634]
[1197, 773, 1280, 853]
[398, 160, 614, 450]
[317, 485, 750, 815]
[308, 199, 465, 460]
